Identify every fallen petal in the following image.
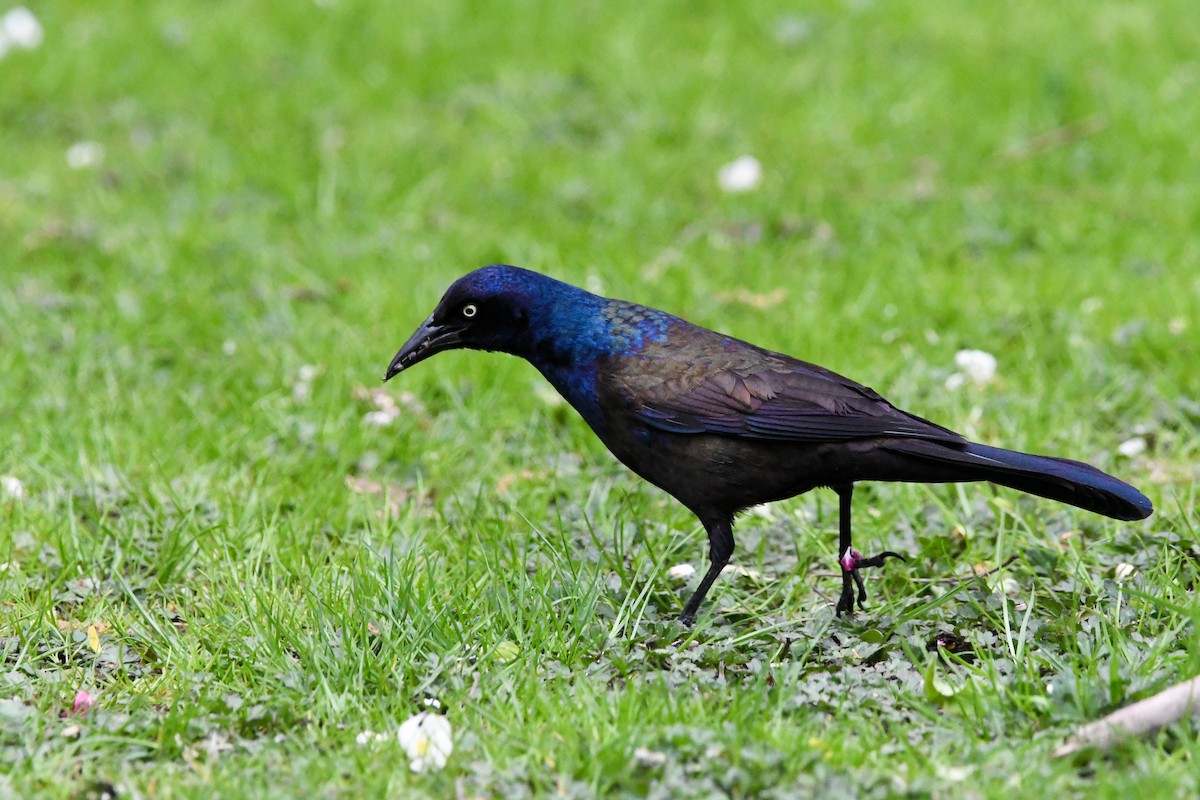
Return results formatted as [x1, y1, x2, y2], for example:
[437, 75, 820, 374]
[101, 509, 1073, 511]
[1117, 437, 1147, 458]
[667, 563, 696, 580]
[72, 690, 95, 715]
[953, 349, 997, 384]
[717, 156, 762, 193]
[397, 712, 453, 772]
[0, 475, 25, 499]
[2, 7, 43, 49]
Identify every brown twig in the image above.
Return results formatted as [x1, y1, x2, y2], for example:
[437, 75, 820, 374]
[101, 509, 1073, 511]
[1055, 675, 1200, 757]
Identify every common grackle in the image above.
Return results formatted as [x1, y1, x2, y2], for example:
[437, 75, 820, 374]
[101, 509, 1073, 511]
[385, 265, 1153, 624]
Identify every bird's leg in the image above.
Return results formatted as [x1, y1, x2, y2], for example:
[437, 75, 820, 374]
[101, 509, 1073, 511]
[835, 485, 857, 615]
[678, 517, 734, 625]
[834, 484, 906, 615]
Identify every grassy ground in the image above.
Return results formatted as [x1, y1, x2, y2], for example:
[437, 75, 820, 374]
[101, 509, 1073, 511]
[2, 0, 1198, 796]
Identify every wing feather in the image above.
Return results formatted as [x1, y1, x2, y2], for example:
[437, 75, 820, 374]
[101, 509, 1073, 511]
[632, 365, 961, 444]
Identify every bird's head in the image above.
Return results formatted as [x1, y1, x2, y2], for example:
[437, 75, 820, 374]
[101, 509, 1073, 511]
[385, 265, 581, 380]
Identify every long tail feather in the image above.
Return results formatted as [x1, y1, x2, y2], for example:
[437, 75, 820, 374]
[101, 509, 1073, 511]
[886, 440, 1153, 521]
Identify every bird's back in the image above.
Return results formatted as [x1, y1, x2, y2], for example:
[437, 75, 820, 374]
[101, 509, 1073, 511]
[581, 305, 963, 517]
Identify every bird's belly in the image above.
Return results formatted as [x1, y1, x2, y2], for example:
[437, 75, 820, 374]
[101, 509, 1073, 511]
[592, 423, 845, 517]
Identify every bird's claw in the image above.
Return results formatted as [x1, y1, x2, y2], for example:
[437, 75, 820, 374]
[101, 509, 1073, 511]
[835, 548, 907, 616]
[839, 548, 906, 572]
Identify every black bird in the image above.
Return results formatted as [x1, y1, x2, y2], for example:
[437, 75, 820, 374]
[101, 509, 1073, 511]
[385, 265, 1153, 623]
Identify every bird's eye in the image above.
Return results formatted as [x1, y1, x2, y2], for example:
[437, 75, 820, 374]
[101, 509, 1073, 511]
[462, 303, 478, 318]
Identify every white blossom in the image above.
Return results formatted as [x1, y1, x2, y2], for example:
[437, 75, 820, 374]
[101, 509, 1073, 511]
[633, 746, 668, 767]
[0, 475, 24, 499]
[953, 349, 997, 384]
[935, 764, 972, 782]
[717, 156, 762, 193]
[356, 729, 386, 746]
[362, 409, 398, 427]
[291, 364, 318, 402]
[397, 711, 452, 773]
[1117, 437, 1146, 458]
[2, 7, 42, 50]
[946, 349, 997, 389]
[667, 563, 696, 580]
[1113, 563, 1136, 582]
[66, 141, 104, 170]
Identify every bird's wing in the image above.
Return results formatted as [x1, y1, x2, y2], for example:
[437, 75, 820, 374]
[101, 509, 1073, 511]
[617, 336, 963, 444]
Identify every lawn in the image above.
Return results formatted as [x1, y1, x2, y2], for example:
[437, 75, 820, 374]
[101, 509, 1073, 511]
[2, 0, 1198, 797]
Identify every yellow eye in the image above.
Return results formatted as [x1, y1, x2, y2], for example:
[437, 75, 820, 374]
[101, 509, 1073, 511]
[462, 303, 478, 318]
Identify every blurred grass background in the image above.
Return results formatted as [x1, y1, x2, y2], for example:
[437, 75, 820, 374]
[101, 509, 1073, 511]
[1, 1, 1198, 797]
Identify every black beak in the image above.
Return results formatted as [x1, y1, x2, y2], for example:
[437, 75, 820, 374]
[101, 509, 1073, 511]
[384, 315, 463, 381]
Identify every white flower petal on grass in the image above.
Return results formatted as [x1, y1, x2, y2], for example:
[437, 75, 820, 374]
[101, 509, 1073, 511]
[1114, 563, 1136, 582]
[953, 349, 997, 384]
[2, 7, 43, 49]
[397, 712, 452, 773]
[935, 764, 972, 783]
[1117, 437, 1147, 458]
[717, 156, 762, 193]
[1, 475, 24, 499]
[667, 563, 696, 580]
[66, 141, 104, 170]
[291, 364, 319, 402]
[355, 729, 388, 746]
[362, 409, 398, 427]
[633, 746, 668, 767]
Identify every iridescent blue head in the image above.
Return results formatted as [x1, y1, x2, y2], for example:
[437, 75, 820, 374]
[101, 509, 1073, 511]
[384, 265, 609, 380]
[385, 265, 680, 425]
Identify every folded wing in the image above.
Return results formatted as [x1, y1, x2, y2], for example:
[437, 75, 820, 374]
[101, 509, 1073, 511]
[631, 359, 964, 445]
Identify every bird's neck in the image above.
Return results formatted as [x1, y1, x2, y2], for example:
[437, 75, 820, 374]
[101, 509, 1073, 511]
[514, 292, 611, 425]
[515, 293, 674, 427]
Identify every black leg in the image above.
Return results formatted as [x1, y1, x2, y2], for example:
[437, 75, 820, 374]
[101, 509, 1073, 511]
[834, 484, 907, 615]
[678, 516, 734, 625]
[835, 485, 856, 615]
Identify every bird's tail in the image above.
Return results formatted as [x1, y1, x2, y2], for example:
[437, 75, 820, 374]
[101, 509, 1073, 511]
[884, 440, 1153, 521]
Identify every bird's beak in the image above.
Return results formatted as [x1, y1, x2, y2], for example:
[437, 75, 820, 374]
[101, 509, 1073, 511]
[384, 314, 463, 381]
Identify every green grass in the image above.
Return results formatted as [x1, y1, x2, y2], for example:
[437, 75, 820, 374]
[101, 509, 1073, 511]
[2, 0, 1198, 796]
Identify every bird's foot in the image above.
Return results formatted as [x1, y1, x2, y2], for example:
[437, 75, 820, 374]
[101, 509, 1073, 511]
[835, 548, 907, 616]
